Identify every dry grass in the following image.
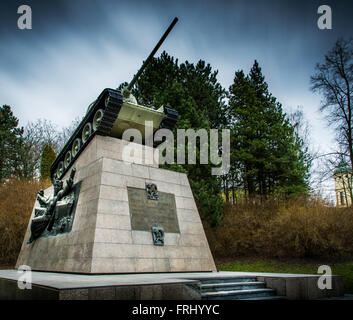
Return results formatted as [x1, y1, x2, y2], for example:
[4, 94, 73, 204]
[0, 178, 50, 266]
[205, 198, 353, 261]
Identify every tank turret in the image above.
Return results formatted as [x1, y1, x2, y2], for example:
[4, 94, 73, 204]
[50, 18, 179, 182]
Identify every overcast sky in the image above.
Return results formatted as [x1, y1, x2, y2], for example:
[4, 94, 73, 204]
[1, 0, 353, 199]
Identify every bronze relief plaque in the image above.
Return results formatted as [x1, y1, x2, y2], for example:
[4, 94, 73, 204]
[127, 187, 179, 233]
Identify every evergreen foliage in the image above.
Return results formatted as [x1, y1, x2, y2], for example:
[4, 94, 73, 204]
[40, 144, 56, 180]
[228, 61, 311, 198]
[0, 105, 24, 181]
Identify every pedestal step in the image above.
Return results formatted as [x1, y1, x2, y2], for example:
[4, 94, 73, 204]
[201, 277, 286, 300]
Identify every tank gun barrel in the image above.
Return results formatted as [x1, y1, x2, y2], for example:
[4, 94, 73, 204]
[127, 17, 178, 91]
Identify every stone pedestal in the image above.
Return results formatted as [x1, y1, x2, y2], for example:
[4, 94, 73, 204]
[16, 136, 216, 274]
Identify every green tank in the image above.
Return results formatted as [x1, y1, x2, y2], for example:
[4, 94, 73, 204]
[50, 18, 179, 182]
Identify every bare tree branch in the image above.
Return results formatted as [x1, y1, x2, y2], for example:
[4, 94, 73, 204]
[311, 38, 353, 179]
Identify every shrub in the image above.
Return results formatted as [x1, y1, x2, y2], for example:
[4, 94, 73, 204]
[206, 198, 353, 261]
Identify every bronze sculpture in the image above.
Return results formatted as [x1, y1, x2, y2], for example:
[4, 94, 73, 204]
[146, 183, 159, 201]
[27, 167, 77, 244]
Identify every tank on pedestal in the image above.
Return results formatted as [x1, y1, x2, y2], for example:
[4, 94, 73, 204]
[50, 17, 179, 182]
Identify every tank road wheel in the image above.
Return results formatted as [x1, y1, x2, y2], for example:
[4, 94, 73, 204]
[72, 138, 81, 158]
[82, 122, 92, 144]
[56, 161, 64, 179]
[64, 151, 72, 169]
[93, 109, 104, 131]
[104, 94, 110, 107]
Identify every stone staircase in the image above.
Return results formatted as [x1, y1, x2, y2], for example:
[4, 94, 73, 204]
[200, 276, 287, 300]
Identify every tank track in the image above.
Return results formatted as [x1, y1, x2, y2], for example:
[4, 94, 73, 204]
[50, 88, 123, 182]
[96, 90, 123, 136]
[153, 106, 178, 147]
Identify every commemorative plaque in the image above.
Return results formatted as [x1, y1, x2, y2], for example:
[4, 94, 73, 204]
[127, 187, 179, 233]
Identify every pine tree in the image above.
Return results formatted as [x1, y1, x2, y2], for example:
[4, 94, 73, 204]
[0, 105, 24, 181]
[40, 144, 56, 180]
[229, 61, 310, 199]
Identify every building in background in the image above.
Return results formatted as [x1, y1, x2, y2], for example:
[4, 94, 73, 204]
[334, 162, 352, 207]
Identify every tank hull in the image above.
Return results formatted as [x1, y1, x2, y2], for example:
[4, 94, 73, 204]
[50, 88, 178, 182]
